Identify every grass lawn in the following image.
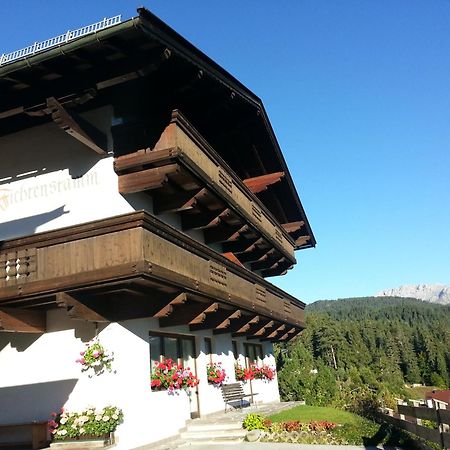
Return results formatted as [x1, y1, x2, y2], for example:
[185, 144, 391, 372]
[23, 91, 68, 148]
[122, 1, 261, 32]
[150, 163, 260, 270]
[268, 405, 362, 425]
[404, 385, 438, 400]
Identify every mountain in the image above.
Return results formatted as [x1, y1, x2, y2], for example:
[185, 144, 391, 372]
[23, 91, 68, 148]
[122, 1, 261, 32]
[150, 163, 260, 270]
[375, 284, 450, 305]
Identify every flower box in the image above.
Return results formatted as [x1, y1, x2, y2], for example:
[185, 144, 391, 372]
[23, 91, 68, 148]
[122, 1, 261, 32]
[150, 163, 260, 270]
[49, 433, 113, 448]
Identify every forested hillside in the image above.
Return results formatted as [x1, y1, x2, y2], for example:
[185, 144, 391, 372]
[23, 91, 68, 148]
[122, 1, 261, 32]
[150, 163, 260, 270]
[276, 297, 450, 412]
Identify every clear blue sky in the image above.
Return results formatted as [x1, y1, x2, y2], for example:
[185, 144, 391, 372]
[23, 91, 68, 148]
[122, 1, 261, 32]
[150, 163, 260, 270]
[1, 1, 449, 302]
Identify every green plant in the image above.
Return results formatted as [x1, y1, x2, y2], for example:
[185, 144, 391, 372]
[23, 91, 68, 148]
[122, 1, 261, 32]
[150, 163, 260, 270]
[76, 339, 114, 377]
[151, 359, 199, 392]
[242, 414, 270, 431]
[49, 406, 123, 440]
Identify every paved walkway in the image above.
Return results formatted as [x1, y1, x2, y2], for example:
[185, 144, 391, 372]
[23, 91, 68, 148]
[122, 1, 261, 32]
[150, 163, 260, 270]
[181, 445, 402, 450]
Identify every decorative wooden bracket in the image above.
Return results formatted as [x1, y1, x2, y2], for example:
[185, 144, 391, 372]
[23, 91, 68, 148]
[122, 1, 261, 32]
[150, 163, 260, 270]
[282, 221, 305, 234]
[214, 314, 260, 335]
[153, 293, 189, 318]
[278, 327, 298, 342]
[159, 299, 219, 327]
[0, 307, 46, 333]
[261, 324, 287, 341]
[153, 187, 205, 214]
[46, 97, 107, 155]
[190, 308, 241, 331]
[243, 172, 285, 194]
[56, 292, 108, 322]
[118, 164, 180, 194]
[247, 320, 280, 340]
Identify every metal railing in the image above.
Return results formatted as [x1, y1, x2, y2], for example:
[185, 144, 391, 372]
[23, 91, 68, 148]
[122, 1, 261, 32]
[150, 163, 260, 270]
[0, 15, 122, 67]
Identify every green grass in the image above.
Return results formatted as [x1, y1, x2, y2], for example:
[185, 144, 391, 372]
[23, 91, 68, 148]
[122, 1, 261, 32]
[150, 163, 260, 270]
[268, 405, 362, 425]
[404, 385, 438, 400]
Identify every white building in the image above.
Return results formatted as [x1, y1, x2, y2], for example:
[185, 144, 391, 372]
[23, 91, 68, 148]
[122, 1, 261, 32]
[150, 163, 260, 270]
[0, 8, 315, 449]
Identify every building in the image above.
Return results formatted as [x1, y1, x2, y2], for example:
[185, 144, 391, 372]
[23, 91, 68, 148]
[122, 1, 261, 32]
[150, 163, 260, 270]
[0, 8, 315, 449]
[426, 390, 450, 410]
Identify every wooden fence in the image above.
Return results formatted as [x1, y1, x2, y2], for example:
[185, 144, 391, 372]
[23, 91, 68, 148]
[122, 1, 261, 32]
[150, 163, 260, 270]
[377, 404, 450, 449]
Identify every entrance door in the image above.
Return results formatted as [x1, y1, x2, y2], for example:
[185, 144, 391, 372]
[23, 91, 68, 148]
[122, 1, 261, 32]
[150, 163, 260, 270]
[181, 337, 199, 418]
[244, 342, 264, 404]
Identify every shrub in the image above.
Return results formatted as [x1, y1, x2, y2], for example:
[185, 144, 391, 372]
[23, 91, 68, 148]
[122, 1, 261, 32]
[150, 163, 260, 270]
[206, 363, 227, 386]
[49, 406, 123, 440]
[242, 414, 270, 431]
[151, 359, 199, 391]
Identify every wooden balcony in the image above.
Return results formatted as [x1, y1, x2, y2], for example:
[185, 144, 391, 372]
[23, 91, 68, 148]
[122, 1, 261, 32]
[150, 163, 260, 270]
[0, 211, 304, 340]
[114, 111, 307, 277]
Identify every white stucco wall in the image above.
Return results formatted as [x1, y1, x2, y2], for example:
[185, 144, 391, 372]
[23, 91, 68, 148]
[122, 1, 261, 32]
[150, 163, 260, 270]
[0, 312, 279, 449]
[0, 117, 208, 245]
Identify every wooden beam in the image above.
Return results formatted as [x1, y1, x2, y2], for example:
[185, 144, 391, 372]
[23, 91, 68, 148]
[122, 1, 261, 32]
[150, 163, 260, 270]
[295, 235, 311, 247]
[153, 292, 189, 318]
[159, 301, 218, 327]
[247, 321, 281, 340]
[0, 307, 46, 333]
[222, 252, 244, 267]
[190, 308, 241, 331]
[189, 303, 220, 325]
[153, 187, 204, 214]
[282, 221, 305, 234]
[114, 148, 178, 173]
[56, 292, 108, 322]
[214, 314, 259, 335]
[239, 248, 276, 264]
[252, 255, 285, 272]
[118, 164, 179, 194]
[204, 222, 248, 244]
[243, 172, 285, 194]
[181, 208, 227, 230]
[232, 318, 273, 338]
[277, 327, 298, 342]
[287, 328, 303, 341]
[46, 97, 107, 155]
[261, 324, 287, 341]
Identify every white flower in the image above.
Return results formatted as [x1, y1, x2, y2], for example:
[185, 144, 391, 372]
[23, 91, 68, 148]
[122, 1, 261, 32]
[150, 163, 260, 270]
[80, 428, 85, 434]
[102, 415, 110, 422]
[112, 414, 118, 420]
[57, 429, 67, 436]
[60, 418, 67, 425]
[95, 415, 102, 421]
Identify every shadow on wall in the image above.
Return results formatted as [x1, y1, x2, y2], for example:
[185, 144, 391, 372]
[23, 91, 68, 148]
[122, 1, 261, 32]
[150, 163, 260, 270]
[0, 122, 102, 184]
[0, 332, 42, 353]
[0, 379, 78, 423]
[0, 206, 68, 242]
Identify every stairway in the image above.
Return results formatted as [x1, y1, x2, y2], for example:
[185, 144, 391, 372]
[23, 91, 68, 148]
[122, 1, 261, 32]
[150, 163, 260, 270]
[151, 416, 245, 449]
[179, 420, 245, 446]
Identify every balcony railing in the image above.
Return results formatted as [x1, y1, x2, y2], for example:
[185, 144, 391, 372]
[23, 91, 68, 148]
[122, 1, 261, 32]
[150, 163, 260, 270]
[0, 15, 122, 66]
[0, 211, 304, 339]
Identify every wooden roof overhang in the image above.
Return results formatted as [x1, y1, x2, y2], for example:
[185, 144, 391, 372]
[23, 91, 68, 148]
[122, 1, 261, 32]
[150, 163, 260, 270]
[0, 211, 304, 340]
[115, 110, 296, 276]
[0, 7, 315, 250]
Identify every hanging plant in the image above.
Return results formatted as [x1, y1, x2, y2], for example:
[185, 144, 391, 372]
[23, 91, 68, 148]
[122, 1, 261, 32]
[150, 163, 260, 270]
[76, 339, 114, 377]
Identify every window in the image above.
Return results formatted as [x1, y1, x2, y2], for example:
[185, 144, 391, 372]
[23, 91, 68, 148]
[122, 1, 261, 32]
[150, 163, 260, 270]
[204, 337, 213, 364]
[244, 342, 263, 365]
[149, 332, 196, 369]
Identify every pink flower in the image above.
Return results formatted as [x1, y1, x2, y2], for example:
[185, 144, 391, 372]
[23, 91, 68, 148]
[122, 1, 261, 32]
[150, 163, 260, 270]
[80, 351, 85, 356]
[93, 351, 100, 358]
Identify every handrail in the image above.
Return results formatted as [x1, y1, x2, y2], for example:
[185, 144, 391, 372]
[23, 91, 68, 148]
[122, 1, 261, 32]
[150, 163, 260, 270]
[0, 15, 122, 66]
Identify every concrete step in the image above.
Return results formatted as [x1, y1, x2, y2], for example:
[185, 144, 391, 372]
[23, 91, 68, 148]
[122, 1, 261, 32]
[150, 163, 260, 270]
[185, 422, 242, 432]
[177, 435, 245, 446]
[180, 429, 245, 440]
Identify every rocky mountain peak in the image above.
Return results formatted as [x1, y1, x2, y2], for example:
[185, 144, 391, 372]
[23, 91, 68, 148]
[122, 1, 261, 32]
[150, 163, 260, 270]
[375, 284, 450, 305]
